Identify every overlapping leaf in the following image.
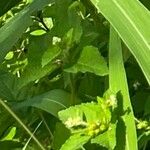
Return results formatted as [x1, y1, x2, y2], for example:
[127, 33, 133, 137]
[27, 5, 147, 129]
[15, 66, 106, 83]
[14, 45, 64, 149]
[90, 0, 150, 85]
[15, 89, 71, 117]
[65, 46, 108, 76]
[0, 0, 53, 63]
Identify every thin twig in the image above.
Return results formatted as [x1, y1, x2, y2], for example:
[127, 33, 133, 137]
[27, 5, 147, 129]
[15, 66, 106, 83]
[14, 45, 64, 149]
[23, 121, 43, 150]
[0, 99, 46, 150]
[39, 112, 54, 141]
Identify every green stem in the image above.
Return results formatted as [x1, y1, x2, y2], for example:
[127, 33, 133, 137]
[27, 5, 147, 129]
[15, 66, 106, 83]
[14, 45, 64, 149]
[23, 121, 43, 150]
[70, 74, 76, 105]
[0, 99, 46, 150]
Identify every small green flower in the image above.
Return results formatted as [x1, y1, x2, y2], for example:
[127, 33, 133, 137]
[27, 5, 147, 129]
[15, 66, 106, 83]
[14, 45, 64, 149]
[137, 120, 148, 129]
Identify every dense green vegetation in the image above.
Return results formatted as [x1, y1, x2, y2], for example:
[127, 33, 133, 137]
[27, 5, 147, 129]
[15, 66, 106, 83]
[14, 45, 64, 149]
[0, 0, 150, 149]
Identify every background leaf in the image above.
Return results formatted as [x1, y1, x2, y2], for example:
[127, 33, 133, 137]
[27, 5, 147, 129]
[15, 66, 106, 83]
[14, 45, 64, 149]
[65, 46, 108, 76]
[16, 89, 71, 117]
[18, 33, 56, 88]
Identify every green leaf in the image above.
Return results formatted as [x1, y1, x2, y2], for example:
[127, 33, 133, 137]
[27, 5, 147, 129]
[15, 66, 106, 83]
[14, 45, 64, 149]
[1, 127, 16, 141]
[0, 109, 14, 138]
[90, 0, 150, 85]
[30, 29, 47, 36]
[91, 123, 116, 150]
[15, 89, 71, 117]
[60, 134, 91, 150]
[65, 46, 108, 76]
[109, 27, 137, 150]
[18, 33, 56, 88]
[0, 71, 17, 101]
[52, 0, 82, 39]
[0, 0, 53, 63]
[59, 102, 111, 130]
[53, 123, 70, 150]
[42, 45, 61, 67]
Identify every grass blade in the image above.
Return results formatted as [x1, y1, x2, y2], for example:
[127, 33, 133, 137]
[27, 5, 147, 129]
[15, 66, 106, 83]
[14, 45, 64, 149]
[90, 0, 150, 85]
[109, 27, 137, 150]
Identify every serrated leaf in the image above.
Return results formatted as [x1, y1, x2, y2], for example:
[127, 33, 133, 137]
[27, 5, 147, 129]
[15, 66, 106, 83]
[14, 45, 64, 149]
[59, 102, 111, 129]
[15, 89, 71, 117]
[90, 0, 150, 85]
[60, 134, 91, 150]
[91, 123, 116, 150]
[65, 46, 108, 76]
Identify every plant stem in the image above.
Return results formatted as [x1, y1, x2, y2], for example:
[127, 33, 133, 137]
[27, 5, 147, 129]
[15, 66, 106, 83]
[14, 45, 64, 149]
[39, 112, 54, 141]
[0, 99, 46, 150]
[23, 121, 43, 150]
[70, 74, 76, 105]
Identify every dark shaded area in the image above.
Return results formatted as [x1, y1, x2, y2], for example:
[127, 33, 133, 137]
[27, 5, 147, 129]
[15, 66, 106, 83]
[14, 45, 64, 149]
[0, 0, 22, 17]
[0, 141, 22, 150]
[114, 118, 126, 150]
[114, 92, 126, 150]
[140, 0, 150, 10]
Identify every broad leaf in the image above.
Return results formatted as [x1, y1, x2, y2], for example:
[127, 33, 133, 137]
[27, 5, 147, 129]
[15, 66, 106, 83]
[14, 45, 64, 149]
[58, 96, 114, 149]
[60, 134, 91, 150]
[0, 71, 17, 101]
[91, 123, 116, 150]
[53, 123, 70, 150]
[109, 27, 137, 150]
[42, 45, 61, 67]
[90, 0, 150, 85]
[65, 46, 108, 76]
[18, 33, 56, 88]
[59, 102, 111, 132]
[15, 89, 71, 117]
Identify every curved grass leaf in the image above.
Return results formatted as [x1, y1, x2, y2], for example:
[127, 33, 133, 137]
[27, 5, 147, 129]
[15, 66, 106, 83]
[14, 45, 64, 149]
[15, 89, 71, 118]
[65, 46, 108, 76]
[17, 33, 56, 88]
[109, 27, 137, 150]
[0, 0, 53, 63]
[90, 0, 150, 85]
